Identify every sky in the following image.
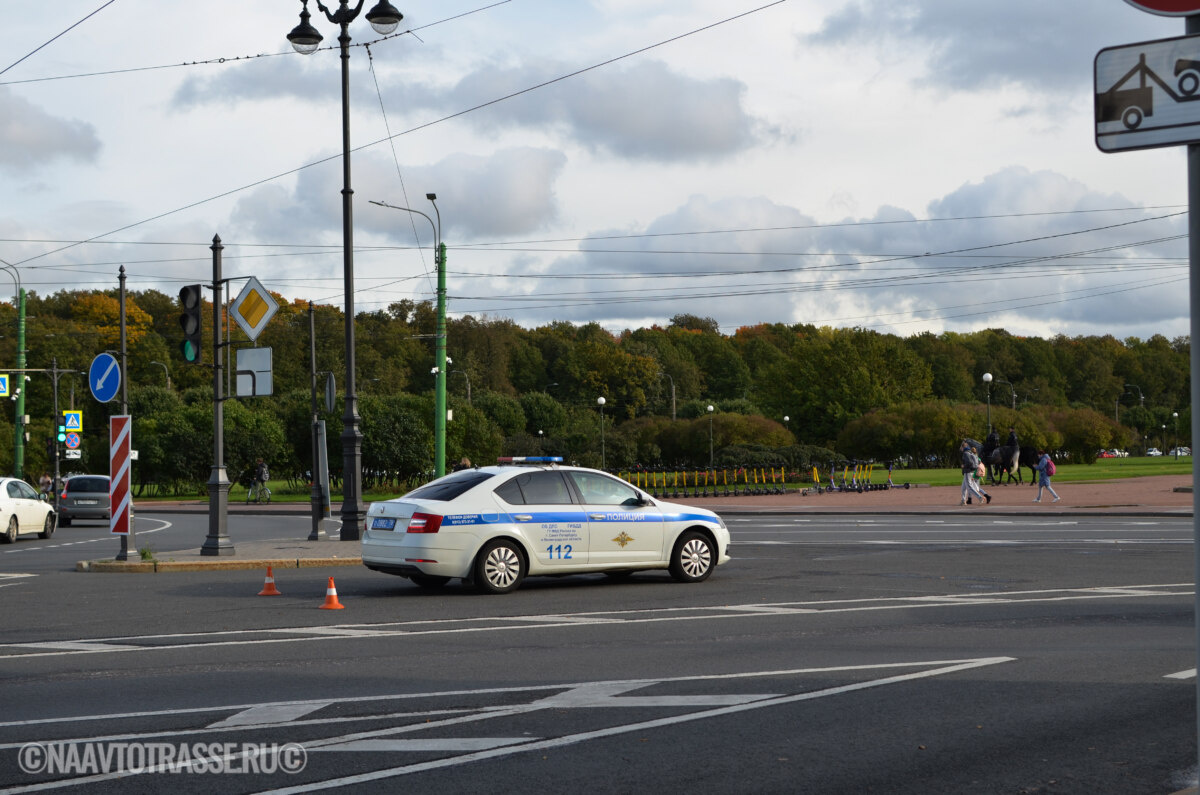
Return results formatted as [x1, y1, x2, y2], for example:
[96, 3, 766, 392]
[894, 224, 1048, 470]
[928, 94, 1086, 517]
[0, 0, 1196, 343]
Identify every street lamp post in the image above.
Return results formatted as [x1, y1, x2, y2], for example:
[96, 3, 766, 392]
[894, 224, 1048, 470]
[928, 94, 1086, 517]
[149, 360, 170, 390]
[287, 0, 404, 539]
[0, 259, 26, 478]
[1174, 412, 1180, 458]
[597, 397, 606, 470]
[707, 404, 715, 468]
[1125, 383, 1145, 408]
[982, 373, 993, 433]
[368, 195, 446, 476]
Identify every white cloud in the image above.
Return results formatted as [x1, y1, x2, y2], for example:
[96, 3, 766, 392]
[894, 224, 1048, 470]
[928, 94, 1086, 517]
[0, 87, 99, 173]
[0, 1, 1191, 343]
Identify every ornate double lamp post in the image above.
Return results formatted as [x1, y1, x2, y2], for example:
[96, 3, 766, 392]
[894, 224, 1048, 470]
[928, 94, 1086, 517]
[285, 0, 403, 540]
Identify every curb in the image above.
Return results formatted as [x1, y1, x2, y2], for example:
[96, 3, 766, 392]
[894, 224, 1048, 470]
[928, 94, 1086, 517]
[77, 557, 362, 573]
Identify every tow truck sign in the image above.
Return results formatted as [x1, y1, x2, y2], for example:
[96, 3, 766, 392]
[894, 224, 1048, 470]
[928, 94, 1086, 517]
[1096, 34, 1200, 152]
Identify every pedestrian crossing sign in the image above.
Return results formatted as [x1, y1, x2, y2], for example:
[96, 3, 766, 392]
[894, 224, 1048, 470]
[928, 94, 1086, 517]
[63, 410, 82, 432]
[0, 374, 7, 398]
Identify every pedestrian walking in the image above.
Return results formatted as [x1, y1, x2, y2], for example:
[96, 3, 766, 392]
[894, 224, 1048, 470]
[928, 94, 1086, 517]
[960, 440, 992, 505]
[1033, 449, 1060, 503]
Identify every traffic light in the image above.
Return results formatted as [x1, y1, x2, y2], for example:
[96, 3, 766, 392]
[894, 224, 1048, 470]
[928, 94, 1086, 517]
[56, 423, 65, 443]
[179, 284, 203, 364]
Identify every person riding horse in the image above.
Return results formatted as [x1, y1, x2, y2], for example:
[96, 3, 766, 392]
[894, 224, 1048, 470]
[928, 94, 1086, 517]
[983, 429, 1021, 484]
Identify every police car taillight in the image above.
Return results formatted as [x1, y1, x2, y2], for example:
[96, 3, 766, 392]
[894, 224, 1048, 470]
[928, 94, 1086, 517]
[407, 512, 443, 533]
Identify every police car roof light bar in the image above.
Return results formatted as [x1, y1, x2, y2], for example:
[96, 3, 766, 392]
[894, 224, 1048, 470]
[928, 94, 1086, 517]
[496, 456, 563, 464]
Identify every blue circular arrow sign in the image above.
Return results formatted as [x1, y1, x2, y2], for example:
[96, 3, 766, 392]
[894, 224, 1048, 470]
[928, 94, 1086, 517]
[89, 353, 121, 404]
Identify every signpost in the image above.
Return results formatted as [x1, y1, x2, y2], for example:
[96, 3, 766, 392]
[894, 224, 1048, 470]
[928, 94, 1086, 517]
[1110, 2, 1200, 781]
[88, 353, 120, 404]
[230, 276, 279, 342]
[109, 415, 131, 537]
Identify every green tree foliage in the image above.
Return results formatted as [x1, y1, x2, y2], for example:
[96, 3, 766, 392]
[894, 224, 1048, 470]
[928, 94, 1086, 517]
[0, 289, 1186, 490]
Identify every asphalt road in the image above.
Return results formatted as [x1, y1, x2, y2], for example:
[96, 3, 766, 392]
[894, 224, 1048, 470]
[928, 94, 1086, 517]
[0, 512, 1196, 793]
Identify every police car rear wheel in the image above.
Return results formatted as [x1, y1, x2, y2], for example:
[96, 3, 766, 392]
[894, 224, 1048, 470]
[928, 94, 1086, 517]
[670, 531, 715, 583]
[475, 539, 525, 594]
[39, 514, 54, 539]
[1, 516, 14, 544]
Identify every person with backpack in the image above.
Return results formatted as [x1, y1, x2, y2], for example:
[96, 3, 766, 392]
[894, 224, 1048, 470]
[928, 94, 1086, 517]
[960, 439, 992, 506]
[248, 457, 271, 504]
[1034, 449, 1060, 503]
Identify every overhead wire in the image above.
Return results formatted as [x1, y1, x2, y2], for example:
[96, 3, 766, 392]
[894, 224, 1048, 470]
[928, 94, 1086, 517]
[0, 0, 118, 77]
[0, 1, 1186, 333]
[0, 1, 513, 86]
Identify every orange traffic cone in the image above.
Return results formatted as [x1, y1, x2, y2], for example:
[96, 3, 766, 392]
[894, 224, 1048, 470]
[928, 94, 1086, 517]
[319, 576, 345, 610]
[258, 566, 281, 596]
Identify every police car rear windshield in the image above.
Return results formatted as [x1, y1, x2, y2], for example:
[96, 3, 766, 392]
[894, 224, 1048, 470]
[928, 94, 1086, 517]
[406, 470, 495, 501]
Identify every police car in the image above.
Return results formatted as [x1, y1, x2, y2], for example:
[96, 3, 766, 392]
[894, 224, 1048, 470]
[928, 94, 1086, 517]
[362, 457, 731, 594]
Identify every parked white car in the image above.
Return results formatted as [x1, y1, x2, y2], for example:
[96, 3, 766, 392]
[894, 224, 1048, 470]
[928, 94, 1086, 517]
[1147, 448, 1163, 456]
[0, 477, 56, 542]
[362, 457, 731, 594]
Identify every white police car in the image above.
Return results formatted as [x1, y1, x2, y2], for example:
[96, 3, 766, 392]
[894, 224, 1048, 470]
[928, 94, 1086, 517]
[362, 457, 731, 594]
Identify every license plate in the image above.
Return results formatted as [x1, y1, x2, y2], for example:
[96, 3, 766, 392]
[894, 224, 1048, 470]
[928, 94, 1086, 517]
[371, 517, 397, 531]
[78, 500, 99, 505]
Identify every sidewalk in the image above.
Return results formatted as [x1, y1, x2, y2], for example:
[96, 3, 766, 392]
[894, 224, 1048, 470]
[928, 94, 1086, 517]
[78, 475, 1195, 572]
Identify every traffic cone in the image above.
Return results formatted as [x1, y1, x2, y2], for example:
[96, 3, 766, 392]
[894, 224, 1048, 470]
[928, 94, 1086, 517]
[319, 576, 345, 610]
[258, 566, 281, 596]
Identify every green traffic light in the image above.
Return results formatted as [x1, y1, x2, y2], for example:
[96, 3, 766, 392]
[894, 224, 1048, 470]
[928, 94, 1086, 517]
[181, 339, 199, 363]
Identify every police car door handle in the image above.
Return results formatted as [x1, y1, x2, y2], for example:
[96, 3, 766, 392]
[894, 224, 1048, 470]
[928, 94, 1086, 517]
[589, 513, 606, 520]
[513, 514, 533, 521]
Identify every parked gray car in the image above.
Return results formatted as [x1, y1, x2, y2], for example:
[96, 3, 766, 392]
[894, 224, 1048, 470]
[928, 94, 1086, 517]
[58, 475, 110, 526]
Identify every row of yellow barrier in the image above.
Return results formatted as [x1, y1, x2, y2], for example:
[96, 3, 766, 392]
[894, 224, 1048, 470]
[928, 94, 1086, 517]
[620, 468, 790, 497]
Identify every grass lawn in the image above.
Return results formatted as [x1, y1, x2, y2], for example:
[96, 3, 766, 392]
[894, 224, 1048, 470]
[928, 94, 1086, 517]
[886, 456, 1193, 488]
[139, 456, 1194, 502]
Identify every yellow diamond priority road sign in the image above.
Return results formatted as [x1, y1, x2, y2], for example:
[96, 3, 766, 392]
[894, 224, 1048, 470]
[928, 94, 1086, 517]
[230, 276, 279, 342]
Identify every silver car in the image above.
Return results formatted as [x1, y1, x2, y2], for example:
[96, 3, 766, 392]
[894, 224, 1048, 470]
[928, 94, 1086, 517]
[58, 475, 110, 526]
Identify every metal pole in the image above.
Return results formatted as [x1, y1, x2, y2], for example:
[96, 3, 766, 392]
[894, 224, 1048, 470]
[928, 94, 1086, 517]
[201, 235, 233, 556]
[1187, 16, 1200, 778]
[308, 302, 325, 541]
[119, 267, 127, 415]
[14, 287, 25, 478]
[51, 358, 59, 519]
[114, 267, 138, 560]
[337, 16, 364, 541]
[435, 240, 447, 477]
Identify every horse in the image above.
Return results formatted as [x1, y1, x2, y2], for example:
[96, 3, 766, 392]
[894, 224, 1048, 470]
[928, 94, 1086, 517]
[984, 432, 1003, 482]
[1019, 446, 1040, 485]
[986, 444, 1021, 485]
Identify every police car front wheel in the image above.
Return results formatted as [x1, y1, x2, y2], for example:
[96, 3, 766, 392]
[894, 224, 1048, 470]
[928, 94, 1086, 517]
[670, 531, 715, 583]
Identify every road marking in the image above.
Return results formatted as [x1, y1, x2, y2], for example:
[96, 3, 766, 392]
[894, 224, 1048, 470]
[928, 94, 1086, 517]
[0, 659, 1014, 791]
[318, 738, 535, 752]
[261, 657, 1016, 793]
[1165, 669, 1196, 679]
[208, 702, 332, 728]
[0, 584, 1187, 662]
[0, 520, 170, 554]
